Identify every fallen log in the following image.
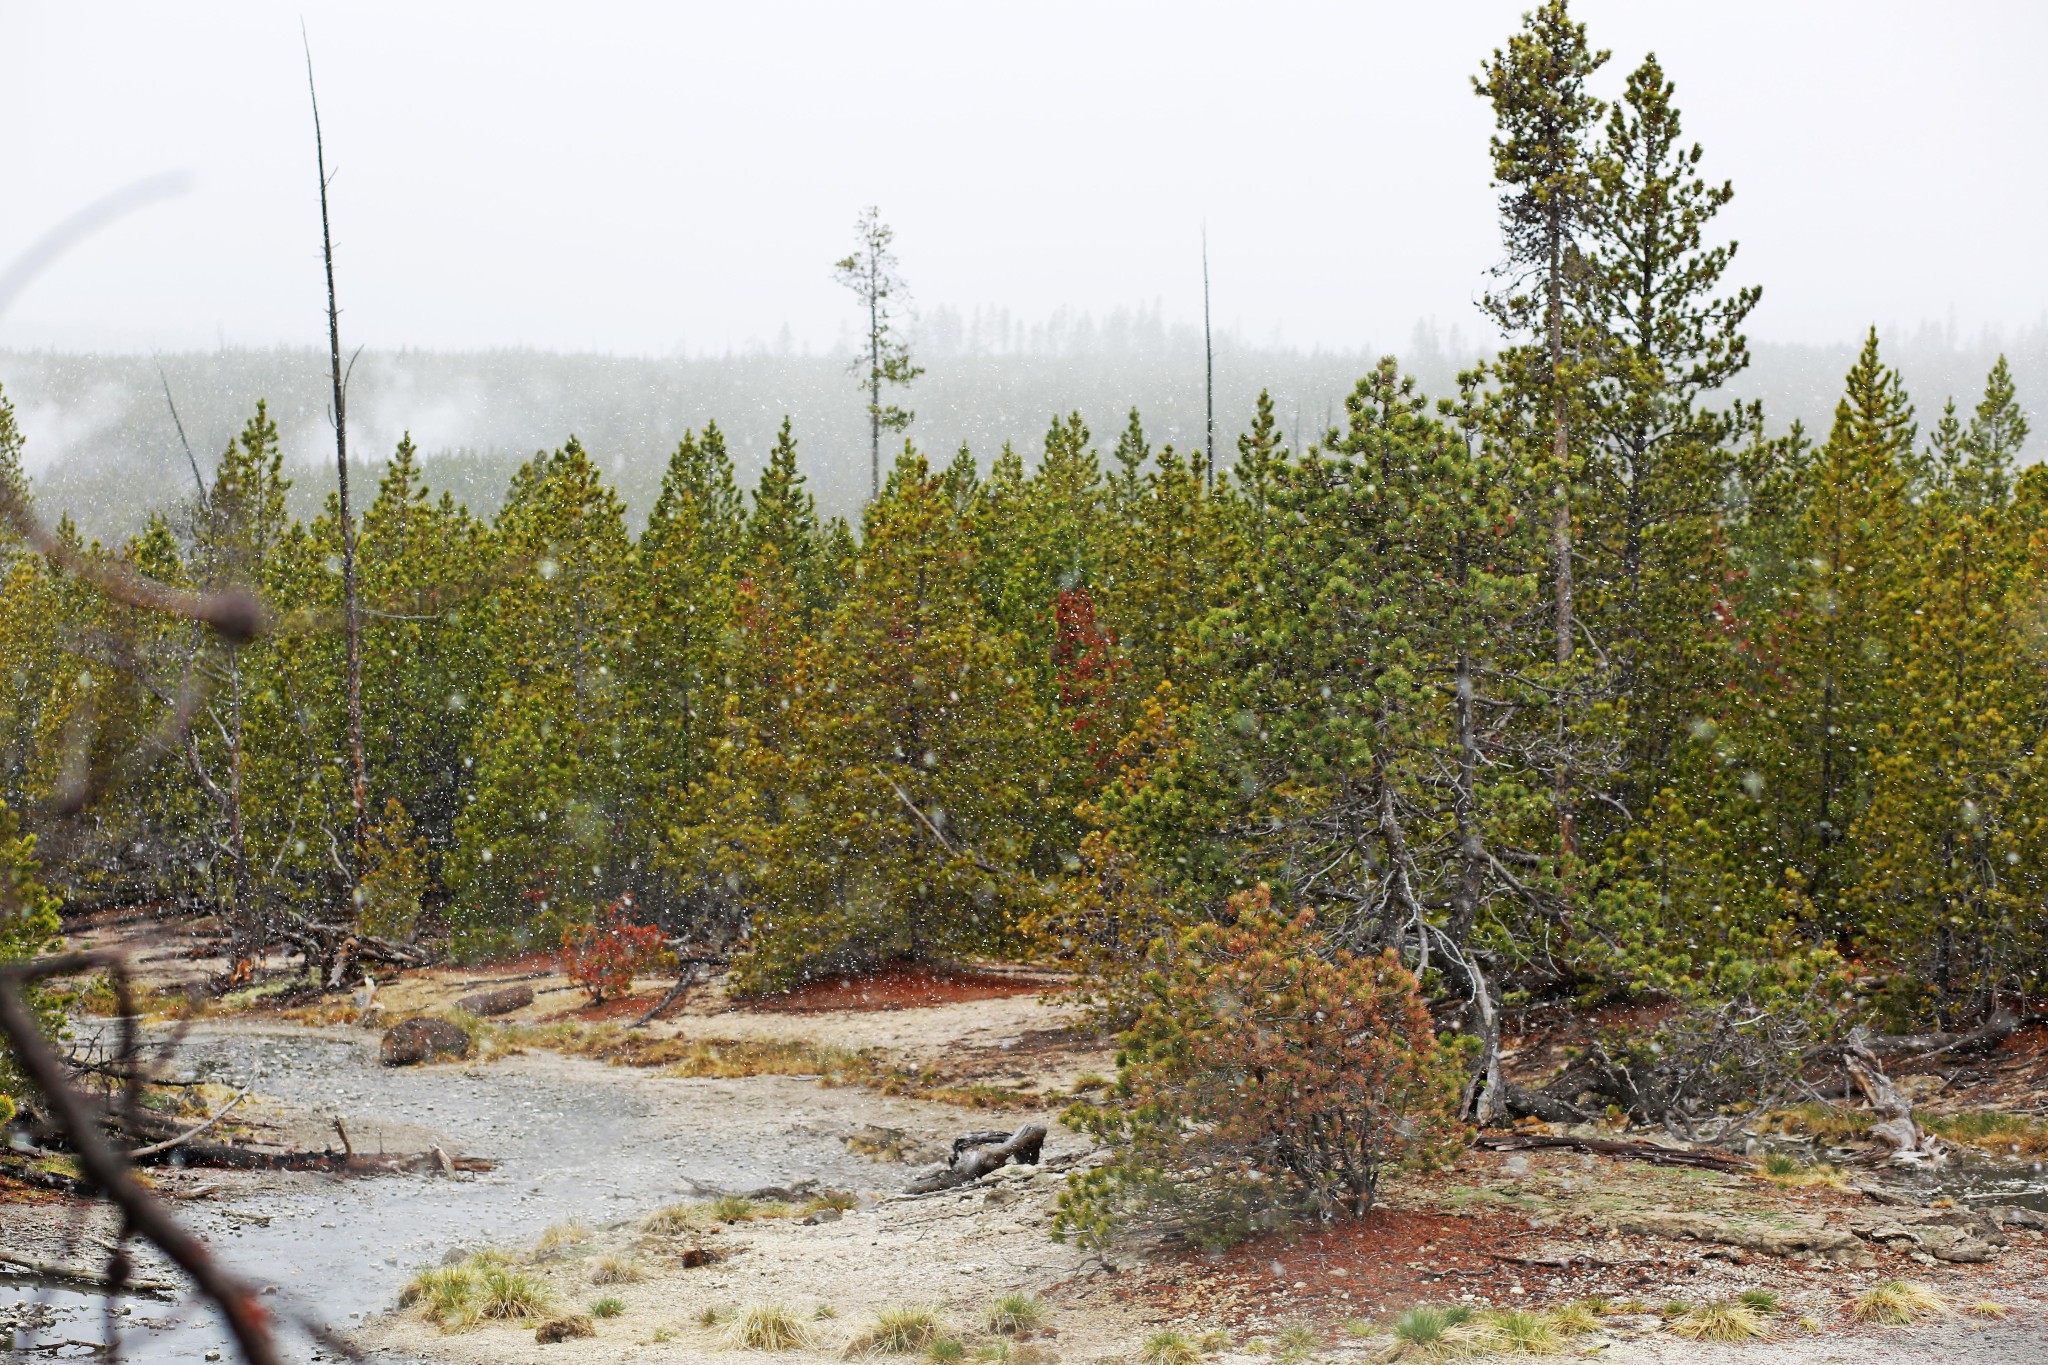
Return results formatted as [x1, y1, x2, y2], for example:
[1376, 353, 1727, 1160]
[1855, 1007, 2020, 1060]
[1473, 1133, 1753, 1172]
[454, 984, 534, 1018]
[128, 1141, 493, 1175]
[906, 1124, 1047, 1193]
[0, 1251, 177, 1300]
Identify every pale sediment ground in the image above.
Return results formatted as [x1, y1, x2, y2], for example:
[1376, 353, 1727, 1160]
[11, 931, 2048, 1362]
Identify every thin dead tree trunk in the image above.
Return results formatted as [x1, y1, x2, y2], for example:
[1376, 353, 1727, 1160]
[1202, 225, 1215, 489]
[869, 237, 882, 501]
[1546, 225, 1577, 869]
[305, 37, 369, 893]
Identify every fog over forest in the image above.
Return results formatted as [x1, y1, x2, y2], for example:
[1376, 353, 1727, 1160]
[11, 310, 2044, 540]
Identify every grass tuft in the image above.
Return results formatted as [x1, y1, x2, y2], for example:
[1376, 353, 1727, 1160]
[985, 1292, 1050, 1336]
[803, 1188, 861, 1215]
[1138, 1329, 1203, 1365]
[400, 1266, 477, 1326]
[642, 1203, 707, 1235]
[591, 1256, 642, 1285]
[927, 1340, 967, 1364]
[1922, 1109, 2048, 1157]
[1478, 1309, 1560, 1355]
[590, 1296, 626, 1319]
[1737, 1289, 1781, 1314]
[1758, 1153, 1850, 1190]
[1274, 1323, 1318, 1362]
[534, 1219, 591, 1254]
[1667, 1300, 1767, 1343]
[723, 1303, 813, 1351]
[1968, 1299, 2011, 1319]
[475, 1265, 551, 1322]
[1548, 1301, 1601, 1336]
[711, 1195, 759, 1222]
[848, 1306, 947, 1356]
[1390, 1305, 1473, 1347]
[1851, 1280, 1950, 1326]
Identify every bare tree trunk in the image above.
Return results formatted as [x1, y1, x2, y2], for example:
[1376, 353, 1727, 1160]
[227, 648, 249, 948]
[1202, 226, 1215, 489]
[306, 41, 368, 898]
[1546, 232, 1576, 863]
[869, 241, 882, 501]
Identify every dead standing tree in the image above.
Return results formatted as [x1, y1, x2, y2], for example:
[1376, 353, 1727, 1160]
[305, 34, 371, 889]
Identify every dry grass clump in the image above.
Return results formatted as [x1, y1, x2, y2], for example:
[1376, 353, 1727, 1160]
[1922, 1109, 2048, 1157]
[642, 1202, 708, 1235]
[590, 1256, 642, 1285]
[1547, 1301, 1602, 1336]
[848, 1306, 947, 1356]
[1274, 1323, 1319, 1361]
[710, 1194, 798, 1222]
[984, 1292, 1049, 1336]
[534, 1219, 591, 1254]
[1968, 1299, 2011, 1319]
[803, 1188, 861, 1215]
[1851, 1280, 1950, 1326]
[1137, 1329, 1202, 1365]
[1757, 1103, 1874, 1144]
[1757, 1152, 1851, 1189]
[723, 1303, 813, 1351]
[1468, 1310, 1560, 1355]
[1666, 1300, 1767, 1343]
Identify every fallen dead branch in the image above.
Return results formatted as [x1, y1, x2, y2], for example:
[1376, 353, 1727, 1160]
[0, 1251, 178, 1300]
[128, 1089, 248, 1159]
[1472, 1132, 1752, 1172]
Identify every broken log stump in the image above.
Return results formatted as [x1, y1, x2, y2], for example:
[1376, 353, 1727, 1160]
[906, 1124, 1047, 1193]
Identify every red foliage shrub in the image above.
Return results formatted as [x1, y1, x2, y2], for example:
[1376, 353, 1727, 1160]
[559, 896, 670, 1002]
[1057, 884, 1467, 1247]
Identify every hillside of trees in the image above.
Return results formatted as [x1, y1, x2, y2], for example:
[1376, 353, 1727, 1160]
[4, 0, 2046, 1146]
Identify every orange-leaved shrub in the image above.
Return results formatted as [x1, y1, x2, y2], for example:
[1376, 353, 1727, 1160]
[559, 895, 670, 1002]
[1055, 884, 1468, 1249]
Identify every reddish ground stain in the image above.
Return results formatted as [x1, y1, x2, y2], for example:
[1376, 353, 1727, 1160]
[743, 964, 1059, 1013]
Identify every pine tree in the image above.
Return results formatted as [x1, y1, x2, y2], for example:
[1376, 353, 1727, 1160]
[1752, 332, 1917, 946]
[1578, 51, 1762, 805]
[356, 436, 493, 889]
[448, 438, 632, 952]
[1476, 0, 1608, 865]
[0, 796, 61, 1109]
[678, 446, 1057, 990]
[835, 207, 923, 500]
[624, 424, 747, 916]
[1850, 360, 2044, 1024]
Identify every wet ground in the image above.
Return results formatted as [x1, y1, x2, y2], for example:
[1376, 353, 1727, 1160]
[3, 1019, 974, 1361]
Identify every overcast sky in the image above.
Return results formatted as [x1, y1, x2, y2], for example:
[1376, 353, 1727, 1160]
[4, 1, 2044, 357]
